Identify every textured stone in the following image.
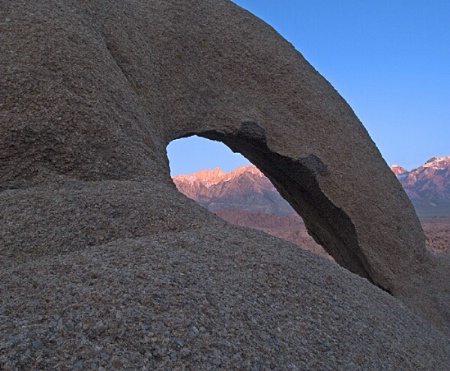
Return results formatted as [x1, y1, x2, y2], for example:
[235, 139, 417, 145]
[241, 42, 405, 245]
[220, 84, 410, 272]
[1, 0, 449, 368]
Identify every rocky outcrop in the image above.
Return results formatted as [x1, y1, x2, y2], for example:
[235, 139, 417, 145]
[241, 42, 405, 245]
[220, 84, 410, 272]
[215, 208, 328, 257]
[1, 0, 449, 368]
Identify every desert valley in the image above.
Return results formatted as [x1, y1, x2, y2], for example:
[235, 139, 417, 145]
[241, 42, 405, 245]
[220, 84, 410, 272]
[173, 157, 450, 256]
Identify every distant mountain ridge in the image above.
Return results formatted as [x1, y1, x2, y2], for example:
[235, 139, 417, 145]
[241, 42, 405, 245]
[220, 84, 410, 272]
[173, 156, 450, 218]
[173, 165, 294, 216]
[173, 158, 450, 256]
[390, 156, 450, 216]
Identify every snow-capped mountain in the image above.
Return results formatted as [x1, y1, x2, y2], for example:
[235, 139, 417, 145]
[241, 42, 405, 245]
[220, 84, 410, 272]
[391, 157, 450, 216]
[390, 165, 408, 176]
[173, 160, 449, 255]
[174, 157, 450, 219]
[392, 157, 450, 202]
[173, 165, 294, 216]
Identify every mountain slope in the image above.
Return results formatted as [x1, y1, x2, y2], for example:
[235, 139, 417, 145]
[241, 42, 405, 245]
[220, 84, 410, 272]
[173, 160, 450, 255]
[391, 165, 408, 176]
[391, 156, 450, 216]
[174, 157, 450, 219]
[173, 165, 294, 216]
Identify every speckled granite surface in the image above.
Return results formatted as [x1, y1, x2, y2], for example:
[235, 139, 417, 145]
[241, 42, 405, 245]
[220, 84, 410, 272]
[1, 0, 449, 368]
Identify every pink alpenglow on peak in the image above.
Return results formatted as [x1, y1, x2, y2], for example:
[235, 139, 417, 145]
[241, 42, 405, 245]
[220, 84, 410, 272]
[390, 164, 408, 176]
[173, 165, 293, 216]
[422, 156, 450, 169]
[174, 167, 226, 187]
[173, 165, 264, 187]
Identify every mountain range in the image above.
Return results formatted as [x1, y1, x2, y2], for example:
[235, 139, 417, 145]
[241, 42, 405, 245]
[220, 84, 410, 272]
[173, 157, 450, 255]
[393, 157, 450, 216]
[173, 165, 294, 216]
[173, 156, 450, 218]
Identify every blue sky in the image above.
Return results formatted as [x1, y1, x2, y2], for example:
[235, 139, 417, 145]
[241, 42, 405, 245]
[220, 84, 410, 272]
[168, 0, 449, 176]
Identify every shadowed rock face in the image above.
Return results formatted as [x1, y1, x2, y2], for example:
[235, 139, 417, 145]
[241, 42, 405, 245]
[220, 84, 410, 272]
[1, 0, 449, 368]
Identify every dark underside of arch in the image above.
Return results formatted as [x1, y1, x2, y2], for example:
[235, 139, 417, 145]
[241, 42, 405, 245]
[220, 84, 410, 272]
[175, 122, 379, 287]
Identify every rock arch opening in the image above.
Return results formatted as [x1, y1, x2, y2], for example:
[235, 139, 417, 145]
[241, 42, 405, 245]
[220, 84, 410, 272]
[167, 134, 347, 267]
[167, 135, 251, 177]
[167, 125, 383, 289]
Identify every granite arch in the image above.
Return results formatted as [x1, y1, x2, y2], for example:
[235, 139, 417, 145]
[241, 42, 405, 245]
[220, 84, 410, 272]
[1, 4, 449, 366]
[171, 127, 375, 285]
